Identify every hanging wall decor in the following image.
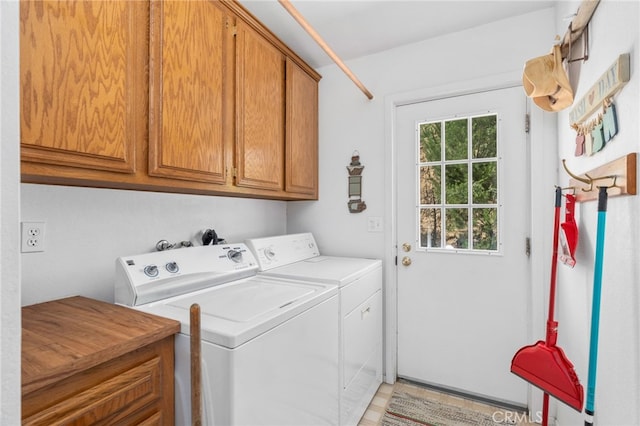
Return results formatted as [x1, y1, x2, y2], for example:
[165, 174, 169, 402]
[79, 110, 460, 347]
[570, 54, 629, 156]
[569, 54, 629, 124]
[346, 151, 367, 213]
[572, 98, 619, 156]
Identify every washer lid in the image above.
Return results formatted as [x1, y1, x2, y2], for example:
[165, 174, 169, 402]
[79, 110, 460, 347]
[259, 256, 382, 286]
[168, 279, 314, 322]
[133, 275, 337, 348]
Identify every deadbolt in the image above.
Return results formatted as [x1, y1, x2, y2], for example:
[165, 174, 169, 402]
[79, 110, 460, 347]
[401, 256, 411, 266]
[402, 243, 411, 252]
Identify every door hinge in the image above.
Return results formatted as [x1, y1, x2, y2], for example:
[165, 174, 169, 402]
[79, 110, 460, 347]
[525, 237, 531, 258]
[395, 256, 397, 266]
[525, 113, 530, 134]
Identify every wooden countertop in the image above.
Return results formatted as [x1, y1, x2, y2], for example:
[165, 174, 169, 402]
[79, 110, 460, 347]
[22, 296, 180, 396]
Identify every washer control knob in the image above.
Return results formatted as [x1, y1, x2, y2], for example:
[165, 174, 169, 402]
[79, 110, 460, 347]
[143, 264, 159, 277]
[165, 261, 179, 273]
[227, 249, 243, 263]
[264, 246, 276, 260]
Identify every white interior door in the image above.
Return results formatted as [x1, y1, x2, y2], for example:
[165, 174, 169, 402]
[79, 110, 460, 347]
[395, 86, 530, 405]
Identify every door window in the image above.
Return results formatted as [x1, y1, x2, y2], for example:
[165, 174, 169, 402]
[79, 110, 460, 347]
[417, 114, 500, 252]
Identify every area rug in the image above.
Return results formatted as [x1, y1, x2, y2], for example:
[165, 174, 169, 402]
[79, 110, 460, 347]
[382, 391, 504, 426]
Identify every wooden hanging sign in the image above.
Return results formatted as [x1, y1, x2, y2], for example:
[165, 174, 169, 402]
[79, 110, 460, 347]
[570, 53, 630, 124]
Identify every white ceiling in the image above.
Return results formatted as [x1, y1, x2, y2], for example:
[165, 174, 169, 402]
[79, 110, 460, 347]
[238, 0, 556, 69]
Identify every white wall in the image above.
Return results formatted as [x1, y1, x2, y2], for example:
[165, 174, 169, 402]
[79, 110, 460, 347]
[287, 8, 557, 259]
[21, 185, 287, 305]
[288, 3, 639, 422]
[555, 1, 640, 425]
[0, 0, 22, 423]
[287, 4, 558, 414]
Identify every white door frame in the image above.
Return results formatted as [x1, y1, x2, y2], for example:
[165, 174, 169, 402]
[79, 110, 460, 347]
[383, 70, 558, 413]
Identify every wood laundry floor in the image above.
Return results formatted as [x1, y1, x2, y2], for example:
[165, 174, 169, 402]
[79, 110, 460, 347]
[358, 380, 537, 426]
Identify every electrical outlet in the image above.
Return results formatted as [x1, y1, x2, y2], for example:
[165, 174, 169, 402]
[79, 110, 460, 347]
[21, 222, 46, 253]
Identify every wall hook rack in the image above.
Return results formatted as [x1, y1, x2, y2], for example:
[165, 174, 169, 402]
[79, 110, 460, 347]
[567, 22, 589, 63]
[561, 153, 637, 202]
[561, 185, 578, 195]
[559, 0, 600, 61]
[562, 160, 617, 191]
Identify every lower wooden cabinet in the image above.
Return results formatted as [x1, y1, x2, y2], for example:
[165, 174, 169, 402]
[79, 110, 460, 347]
[22, 339, 174, 426]
[22, 296, 180, 426]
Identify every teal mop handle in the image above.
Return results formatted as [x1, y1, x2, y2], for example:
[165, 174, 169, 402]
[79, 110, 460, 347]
[585, 186, 608, 425]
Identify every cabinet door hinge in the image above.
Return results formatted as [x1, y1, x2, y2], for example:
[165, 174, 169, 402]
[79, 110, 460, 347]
[231, 25, 237, 37]
[525, 113, 530, 134]
[232, 167, 237, 178]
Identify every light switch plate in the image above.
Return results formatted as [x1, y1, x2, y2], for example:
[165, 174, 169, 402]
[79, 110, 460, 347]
[367, 216, 383, 233]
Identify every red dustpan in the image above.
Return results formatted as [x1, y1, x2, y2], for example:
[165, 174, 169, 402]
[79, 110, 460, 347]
[511, 340, 583, 411]
[559, 193, 578, 267]
[511, 187, 584, 414]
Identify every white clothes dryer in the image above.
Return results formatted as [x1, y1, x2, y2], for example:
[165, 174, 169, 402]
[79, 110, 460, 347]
[245, 233, 383, 426]
[115, 243, 339, 426]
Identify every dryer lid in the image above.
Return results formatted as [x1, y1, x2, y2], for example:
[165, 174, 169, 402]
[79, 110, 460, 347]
[259, 256, 381, 286]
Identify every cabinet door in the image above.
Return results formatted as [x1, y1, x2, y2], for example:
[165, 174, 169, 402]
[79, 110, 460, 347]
[235, 20, 285, 191]
[286, 60, 319, 197]
[148, 0, 229, 184]
[20, 1, 137, 174]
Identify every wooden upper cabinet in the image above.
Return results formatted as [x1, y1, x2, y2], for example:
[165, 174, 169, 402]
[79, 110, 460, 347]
[20, 0, 320, 200]
[148, 0, 230, 184]
[234, 19, 285, 191]
[20, 1, 138, 174]
[286, 60, 319, 197]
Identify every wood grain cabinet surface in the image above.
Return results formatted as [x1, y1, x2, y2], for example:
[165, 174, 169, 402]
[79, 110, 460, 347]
[21, 296, 180, 426]
[235, 18, 286, 192]
[20, 1, 139, 175]
[20, 0, 321, 201]
[148, 0, 230, 185]
[286, 60, 319, 198]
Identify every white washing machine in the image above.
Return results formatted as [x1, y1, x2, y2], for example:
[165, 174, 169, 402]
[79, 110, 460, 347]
[245, 233, 383, 426]
[115, 243, 339, 426]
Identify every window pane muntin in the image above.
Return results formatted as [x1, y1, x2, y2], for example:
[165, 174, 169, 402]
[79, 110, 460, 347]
[419, 122, 441, 163]
[444, 118, 468, 161]
[472, 208, 498, 250]
[472, 115, 497, 159]
[472, 161, 497, 204]
[420, 208, 442, 248]
[420, 166, 441, 204]
[445, 207, 468, 249]
[416, 112, 500, 253]
[445, 163, 468, 204]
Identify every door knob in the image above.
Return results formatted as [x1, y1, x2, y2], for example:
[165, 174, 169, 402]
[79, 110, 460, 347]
[402, 243, 411, 252]
[401, 256, 411, 266]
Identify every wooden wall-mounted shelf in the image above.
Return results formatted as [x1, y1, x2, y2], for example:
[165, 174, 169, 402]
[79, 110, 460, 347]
[566, 153, 637, 202]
